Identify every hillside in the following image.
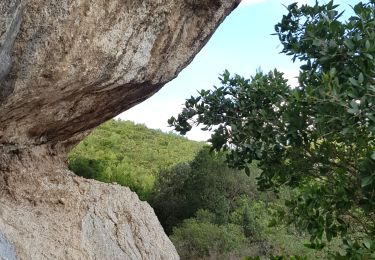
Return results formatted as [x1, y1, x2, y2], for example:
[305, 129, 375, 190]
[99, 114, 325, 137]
[68, 119, 337, 259]
[68, 119, 204, 200]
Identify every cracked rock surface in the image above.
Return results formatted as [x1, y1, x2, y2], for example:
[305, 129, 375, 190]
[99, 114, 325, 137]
[0, 0, 239, 258]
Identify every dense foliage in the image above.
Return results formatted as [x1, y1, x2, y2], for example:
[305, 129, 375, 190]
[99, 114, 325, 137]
[170, 209, 247, 259]
[152, 148, 331, 259]
[150, 147, 258, 234]
[69, 121, 326, 259]
[169, 1, 375, 258]
[68, 119, 203, 200]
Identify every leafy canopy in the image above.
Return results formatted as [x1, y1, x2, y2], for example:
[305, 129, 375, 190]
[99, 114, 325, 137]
[169, 0, 375, 257]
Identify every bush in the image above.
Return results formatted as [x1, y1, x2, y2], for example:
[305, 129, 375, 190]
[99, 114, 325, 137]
[171, 210, 246, 260]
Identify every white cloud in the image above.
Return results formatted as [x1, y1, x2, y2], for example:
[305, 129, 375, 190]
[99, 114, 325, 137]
[240, 0, 315, 7]
[239, 0, 267, 7]
[280, 68, 300, 88]
[280, 0, 315, 6]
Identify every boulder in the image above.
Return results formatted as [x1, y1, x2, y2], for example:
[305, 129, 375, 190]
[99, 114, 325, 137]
[0, 0, 239, 258]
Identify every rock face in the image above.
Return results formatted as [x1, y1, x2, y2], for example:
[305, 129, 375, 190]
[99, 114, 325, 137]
[0, 0, 239, 259]
[0, 146, 179, 259]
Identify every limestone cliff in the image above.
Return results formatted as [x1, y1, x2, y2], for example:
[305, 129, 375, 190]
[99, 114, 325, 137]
[0, 0, 239, 258]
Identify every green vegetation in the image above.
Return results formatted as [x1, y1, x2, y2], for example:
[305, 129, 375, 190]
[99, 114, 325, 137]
[69, 120, 338, 259]
[169, 1, 375, 258]
[150, 147, 257, 234]
[69, 120, 324, 259]
[152, 148, 335, 259]
[171, 210, 247, 259]
[68, 119, 203, 200]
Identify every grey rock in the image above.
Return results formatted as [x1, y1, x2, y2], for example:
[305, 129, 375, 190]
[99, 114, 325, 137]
[0, 0, 22, 101]
[0, 0, 240, 258]
[0, 231, 17, 260]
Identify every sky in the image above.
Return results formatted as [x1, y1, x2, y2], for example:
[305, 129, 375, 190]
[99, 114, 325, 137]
[118, 0, 355, 141]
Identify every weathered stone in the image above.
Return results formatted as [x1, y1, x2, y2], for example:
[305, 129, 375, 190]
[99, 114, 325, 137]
[0, 0, 239, 258]
[0, 145, 179, 259]
[0, 0, 239, 146]
[0, 0, 22, 99]
[0, 231, 17, 260]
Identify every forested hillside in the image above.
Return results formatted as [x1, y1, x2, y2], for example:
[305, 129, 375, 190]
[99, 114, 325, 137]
[68, 120, 203, 200]
[68, 120, 335, 259]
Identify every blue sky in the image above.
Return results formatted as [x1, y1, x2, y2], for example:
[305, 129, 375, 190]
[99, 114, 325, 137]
[118, 0, 355, 141]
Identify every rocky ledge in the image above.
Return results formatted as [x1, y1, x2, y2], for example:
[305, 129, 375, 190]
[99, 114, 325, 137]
[0, 0, 239, 258]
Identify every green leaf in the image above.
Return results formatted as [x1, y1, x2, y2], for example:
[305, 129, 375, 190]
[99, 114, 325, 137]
[244, 166, 250, 176]
[371, 151, 375, 161]
[365, 40, 370, 50]
[358, 73, 364, 84]
[363, 239, 371, 249]
[347, 108, 358, 114]
[361, 175, 374, 187]
[349, 78, 359, 87]
[329, 67, 336, 76]
[363, 53, 374, 60]
[344, 39, 355, 50]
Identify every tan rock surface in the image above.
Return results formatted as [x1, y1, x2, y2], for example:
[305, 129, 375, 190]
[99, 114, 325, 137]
[0, 0, 239, 146]
[0, 0, 240, 258]
[0, 146, 179, 260]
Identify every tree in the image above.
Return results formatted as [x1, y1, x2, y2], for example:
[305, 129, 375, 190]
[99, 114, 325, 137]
[150, 147, 257, 234]
[169, 1, 375, 257]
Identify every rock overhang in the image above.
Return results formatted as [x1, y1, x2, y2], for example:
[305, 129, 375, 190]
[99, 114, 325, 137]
[0, 0, 240, 150]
